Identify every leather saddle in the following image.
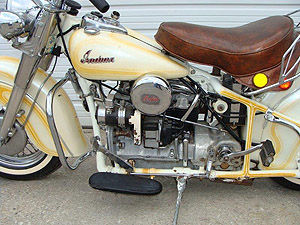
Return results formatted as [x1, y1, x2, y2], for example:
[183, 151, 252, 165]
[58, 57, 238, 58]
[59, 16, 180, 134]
[155, 16, 299, 89]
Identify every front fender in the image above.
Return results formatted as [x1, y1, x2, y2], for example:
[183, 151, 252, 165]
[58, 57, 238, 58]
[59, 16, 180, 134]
[0, 56, 88, 157]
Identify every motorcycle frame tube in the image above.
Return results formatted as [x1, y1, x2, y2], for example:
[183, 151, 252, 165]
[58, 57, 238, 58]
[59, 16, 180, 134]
[0, 56, 88, 157]
[77, 75, 106, 172]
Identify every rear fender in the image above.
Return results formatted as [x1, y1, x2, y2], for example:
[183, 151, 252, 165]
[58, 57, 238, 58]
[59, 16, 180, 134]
[0, 56, 88, 157]
[251, 72, 300, 170]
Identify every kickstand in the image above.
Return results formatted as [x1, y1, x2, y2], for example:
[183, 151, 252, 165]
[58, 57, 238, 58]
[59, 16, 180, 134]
[173, 177, 188, 225]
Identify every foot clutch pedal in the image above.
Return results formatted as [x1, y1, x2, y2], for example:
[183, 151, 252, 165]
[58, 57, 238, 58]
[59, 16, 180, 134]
[89, 172, 162, 195]
[260, 140, 276, 167]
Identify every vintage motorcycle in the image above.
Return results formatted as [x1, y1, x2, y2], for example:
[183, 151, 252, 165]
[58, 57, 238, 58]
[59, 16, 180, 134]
[0, 0, 300, 223]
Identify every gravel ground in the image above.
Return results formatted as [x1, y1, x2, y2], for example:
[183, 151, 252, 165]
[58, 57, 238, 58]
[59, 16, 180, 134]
[1, 132, 300, 225]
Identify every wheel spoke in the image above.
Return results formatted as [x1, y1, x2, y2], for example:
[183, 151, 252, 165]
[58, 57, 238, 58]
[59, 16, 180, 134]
[25, 145, 35, 154]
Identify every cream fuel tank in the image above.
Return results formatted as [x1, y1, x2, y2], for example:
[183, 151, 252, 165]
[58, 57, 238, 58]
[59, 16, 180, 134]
[68, 13, 189, 81]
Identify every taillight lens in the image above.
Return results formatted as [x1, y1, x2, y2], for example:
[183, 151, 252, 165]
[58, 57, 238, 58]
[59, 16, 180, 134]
[279, 81, 292, 90]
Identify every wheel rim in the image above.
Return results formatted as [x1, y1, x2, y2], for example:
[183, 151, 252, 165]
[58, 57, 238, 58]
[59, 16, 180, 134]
[0, 139, 46, 169]
[0, 106, 47, 170]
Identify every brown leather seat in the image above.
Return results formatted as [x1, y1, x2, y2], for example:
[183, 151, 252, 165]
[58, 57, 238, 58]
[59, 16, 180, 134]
[155, 16, 295, 78]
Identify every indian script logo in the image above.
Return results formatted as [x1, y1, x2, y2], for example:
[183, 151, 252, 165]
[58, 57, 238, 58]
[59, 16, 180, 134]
[80, 50, 115, 64]
[141, 94, 160, 105]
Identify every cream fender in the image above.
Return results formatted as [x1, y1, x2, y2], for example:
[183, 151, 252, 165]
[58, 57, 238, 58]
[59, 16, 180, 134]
[0, 56, 88, 157]
[251, 72, 300, 171]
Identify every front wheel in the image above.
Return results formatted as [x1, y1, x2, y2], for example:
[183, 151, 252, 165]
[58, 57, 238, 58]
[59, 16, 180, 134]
[0, 105, 61, 180]
[271, 177, 300, 191]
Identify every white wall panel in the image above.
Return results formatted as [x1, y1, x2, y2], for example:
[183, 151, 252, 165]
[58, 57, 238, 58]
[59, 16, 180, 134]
[0, 0, 299, 125]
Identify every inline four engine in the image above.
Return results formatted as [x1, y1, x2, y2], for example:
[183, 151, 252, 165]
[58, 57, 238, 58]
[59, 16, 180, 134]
[96, 75, 243, 170]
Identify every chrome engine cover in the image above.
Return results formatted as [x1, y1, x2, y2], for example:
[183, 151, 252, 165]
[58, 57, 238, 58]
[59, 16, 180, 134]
[130, 75, 172, 115]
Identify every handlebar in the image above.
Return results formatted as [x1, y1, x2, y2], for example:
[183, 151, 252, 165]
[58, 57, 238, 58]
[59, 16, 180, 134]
[89, 0, 110, 13]
[48, 0, 110, 13]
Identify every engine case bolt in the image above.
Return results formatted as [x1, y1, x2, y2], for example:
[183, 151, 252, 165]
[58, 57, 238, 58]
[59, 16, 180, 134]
[170, 149, 175, 158]
[128, 159, 135, 167]
[118, 142, 125, 149]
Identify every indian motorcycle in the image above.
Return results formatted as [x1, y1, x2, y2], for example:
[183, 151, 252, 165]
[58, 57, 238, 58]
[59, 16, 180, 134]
[0, 0, 299, 224]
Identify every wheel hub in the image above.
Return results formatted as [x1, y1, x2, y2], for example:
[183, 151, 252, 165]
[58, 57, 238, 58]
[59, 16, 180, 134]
[0, 111, 27, 156]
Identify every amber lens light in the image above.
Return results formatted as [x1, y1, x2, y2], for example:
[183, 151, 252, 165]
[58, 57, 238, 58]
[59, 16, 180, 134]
[279, 81, 292, 90]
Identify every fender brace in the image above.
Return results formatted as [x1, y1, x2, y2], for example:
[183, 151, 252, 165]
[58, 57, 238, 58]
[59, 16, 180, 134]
[46, 74, 94, 169]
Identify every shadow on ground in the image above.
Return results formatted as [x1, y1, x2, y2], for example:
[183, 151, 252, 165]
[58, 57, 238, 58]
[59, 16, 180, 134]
[1, 156, 300, 225]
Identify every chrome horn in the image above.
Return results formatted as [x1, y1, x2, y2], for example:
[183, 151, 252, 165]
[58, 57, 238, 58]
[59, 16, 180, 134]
[0, 10, 24, 40]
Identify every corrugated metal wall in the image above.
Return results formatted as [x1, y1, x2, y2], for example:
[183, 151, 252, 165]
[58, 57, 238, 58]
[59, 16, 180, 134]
[0, 0, 299, 125]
